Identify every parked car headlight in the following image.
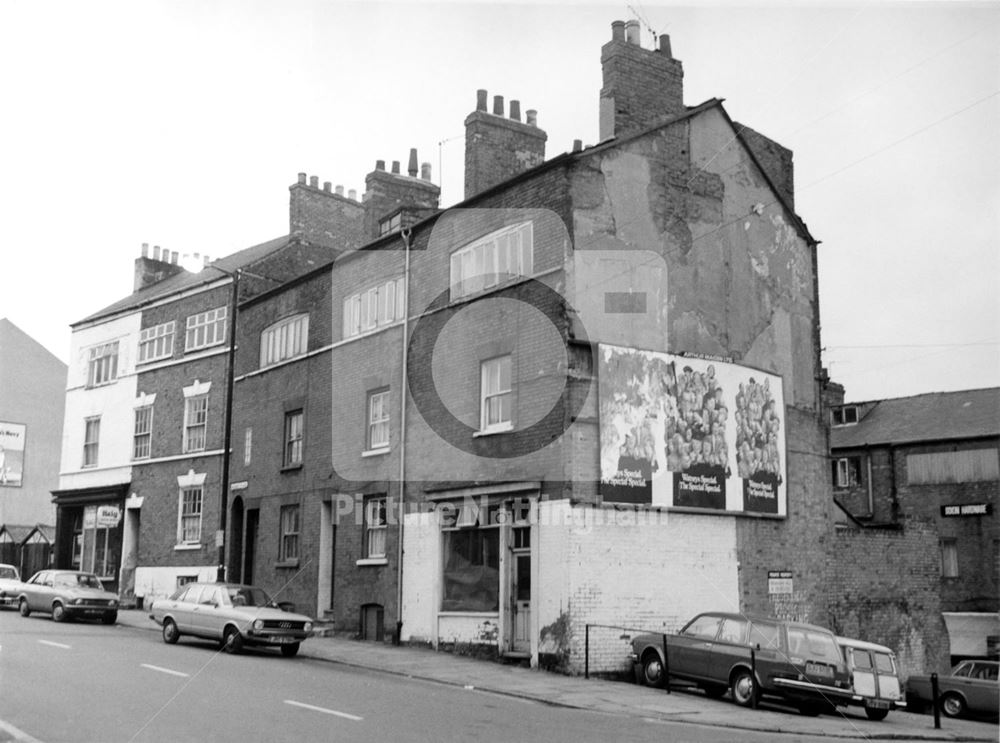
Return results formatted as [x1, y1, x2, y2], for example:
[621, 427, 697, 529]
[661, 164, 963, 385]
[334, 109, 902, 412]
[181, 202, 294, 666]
[73, 598, 85, 605]
[253, 619, 264, 630]
[304, 622, 313, 632]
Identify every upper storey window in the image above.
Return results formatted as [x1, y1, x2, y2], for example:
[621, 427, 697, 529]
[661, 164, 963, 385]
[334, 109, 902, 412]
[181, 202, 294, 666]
[344, 279, 405, 338]
[186, 307, 227, 351]
[450, 222, 533, 300]
[87, 341, 119, 388]
[260, 314, 309, 367]
[138, 321, 175, 364]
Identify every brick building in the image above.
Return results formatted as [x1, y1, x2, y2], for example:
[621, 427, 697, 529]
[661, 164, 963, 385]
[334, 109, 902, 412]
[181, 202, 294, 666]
[828, 385, 1000, 666]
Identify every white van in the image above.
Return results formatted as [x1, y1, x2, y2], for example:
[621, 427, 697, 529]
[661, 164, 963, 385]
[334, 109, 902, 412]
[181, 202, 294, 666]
[836, 636, 906, 720]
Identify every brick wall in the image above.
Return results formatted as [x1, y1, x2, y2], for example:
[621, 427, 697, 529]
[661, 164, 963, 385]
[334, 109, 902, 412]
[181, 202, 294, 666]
[826, 517, 950, 678]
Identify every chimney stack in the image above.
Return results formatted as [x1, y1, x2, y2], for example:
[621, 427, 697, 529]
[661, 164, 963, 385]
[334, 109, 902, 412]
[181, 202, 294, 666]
[133, 242, 186, 292]
[289, 172, 365, 251]
[599, 19, 684, 141]
[363, 149, 441, 239]
[464, 88, 547, 199]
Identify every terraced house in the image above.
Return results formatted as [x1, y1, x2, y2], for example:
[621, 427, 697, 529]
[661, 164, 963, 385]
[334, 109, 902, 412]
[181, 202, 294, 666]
[53, 19, 954, 676]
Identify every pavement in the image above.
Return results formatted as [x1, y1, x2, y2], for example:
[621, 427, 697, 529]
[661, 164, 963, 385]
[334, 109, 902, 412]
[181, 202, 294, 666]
[115, 609, 996, 741]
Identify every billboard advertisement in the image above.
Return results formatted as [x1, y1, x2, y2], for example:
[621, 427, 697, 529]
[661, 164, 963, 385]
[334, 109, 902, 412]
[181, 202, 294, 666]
[598, 344, 786, 516]
[0, 421, 27, 488]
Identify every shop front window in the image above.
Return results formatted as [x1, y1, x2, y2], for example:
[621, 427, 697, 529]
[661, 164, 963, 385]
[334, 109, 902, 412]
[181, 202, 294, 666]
[75, 505, 120, 579]
[442, 506, 499, 612]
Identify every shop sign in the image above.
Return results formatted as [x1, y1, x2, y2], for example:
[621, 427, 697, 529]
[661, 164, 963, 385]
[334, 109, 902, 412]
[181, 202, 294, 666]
[940, 503, 992, 518]
[767, 570, 793, 595]
[96, 505, 121, 527]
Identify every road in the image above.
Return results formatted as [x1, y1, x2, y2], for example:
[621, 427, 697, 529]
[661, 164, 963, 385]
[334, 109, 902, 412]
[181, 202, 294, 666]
[0, 610, 966, 743]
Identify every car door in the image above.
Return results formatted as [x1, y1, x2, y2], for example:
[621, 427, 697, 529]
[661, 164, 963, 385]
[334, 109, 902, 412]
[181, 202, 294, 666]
[170, 584, 204, 634]
[747, 620, 782, 687]
[849, 647, 877, 698]
[672, 614, 722, 682]
[963, 662, 999, 714]
[711, 616, 750, 681]
[193, 585, 228, 638]
[26, 571, 55, 611]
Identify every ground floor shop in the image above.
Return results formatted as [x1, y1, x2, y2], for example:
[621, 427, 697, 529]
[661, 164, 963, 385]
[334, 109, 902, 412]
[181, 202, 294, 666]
[52, 483, 128, 594]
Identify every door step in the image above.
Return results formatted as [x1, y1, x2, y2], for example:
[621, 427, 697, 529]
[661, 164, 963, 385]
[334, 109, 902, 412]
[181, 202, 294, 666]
[500, 651, 531, 667]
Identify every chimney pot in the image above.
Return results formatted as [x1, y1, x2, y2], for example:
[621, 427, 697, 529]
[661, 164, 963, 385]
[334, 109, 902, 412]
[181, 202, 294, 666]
[573, 139, 583, 152]
[170, 251, 179, 265]
[391, 160, 400, 174]
[297, 172, 307, 184]
[335, 185, 344, 196]
[408, 148, 418, 177]
[421, 162, 432, 181]
[348, 189, 357, 201]
[152, 245, 161, 261]
[309, 175, 319, 188]
[141, 242, 149, 257]
[493, 95, 504, 116]
[376, 160, 386, 171]
[476, 89, 488, 111]
[323, 181, 332, 192]
[625, 19, 640, 45]
[526, 109, 538, 127]
[659, 34, 672, 56]
[510, 100, 521, 121]
[611, 20, 626, 42]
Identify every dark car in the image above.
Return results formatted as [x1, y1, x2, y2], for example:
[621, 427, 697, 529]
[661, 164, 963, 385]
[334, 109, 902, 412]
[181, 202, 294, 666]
[17, 569, 119, 624]
[631, 611, 853, 715]
[906, 660, 999, 719]
[148, 582, 314, 657]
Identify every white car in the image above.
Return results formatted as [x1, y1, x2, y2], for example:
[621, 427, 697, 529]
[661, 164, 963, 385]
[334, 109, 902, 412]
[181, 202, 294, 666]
[0, 564, 21, 608]
[148, 582, 314, 657]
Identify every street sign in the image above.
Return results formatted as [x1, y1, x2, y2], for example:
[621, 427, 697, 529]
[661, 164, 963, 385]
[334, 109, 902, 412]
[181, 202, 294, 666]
[767, 570, 793, 595]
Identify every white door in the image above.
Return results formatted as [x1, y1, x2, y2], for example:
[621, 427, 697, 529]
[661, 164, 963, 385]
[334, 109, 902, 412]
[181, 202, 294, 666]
[510, 525, 530, 653]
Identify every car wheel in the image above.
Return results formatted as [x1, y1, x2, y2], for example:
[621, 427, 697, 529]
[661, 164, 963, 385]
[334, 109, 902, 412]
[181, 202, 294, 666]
[702, 684, 727, 699]
[640, 650, 666, 688]
[865, 707, 889, 721]
[940, 692, 965, 718]
[280, 642, 300, 658]
[162, 618, 180, 645]
[52, 603, 67, 622]
[222, 626, 244, 655]
[18, 598, 30, 617]
[101, 611, 117, 625]
[730, 668, 759, 707]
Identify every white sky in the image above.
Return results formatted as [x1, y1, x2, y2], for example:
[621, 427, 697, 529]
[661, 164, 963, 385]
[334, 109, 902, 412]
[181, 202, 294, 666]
[1, 0, 997, 402]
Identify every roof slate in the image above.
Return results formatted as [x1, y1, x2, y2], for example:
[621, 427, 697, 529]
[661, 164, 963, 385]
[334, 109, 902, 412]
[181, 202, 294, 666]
[831, 388, 1000, 448]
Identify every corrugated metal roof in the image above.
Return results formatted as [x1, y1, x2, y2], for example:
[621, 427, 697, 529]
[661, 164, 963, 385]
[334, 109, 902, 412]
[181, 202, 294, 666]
[831, 388, 1000, 448]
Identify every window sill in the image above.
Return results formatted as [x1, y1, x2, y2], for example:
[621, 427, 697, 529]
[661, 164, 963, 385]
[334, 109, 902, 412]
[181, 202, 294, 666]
[473, 424, 513, 438]
[174, 543, 202, 551]
[280, 463, 303, 473]
[276, 559, 300, 569]
[362, 447, 390, 458]
[356, 558, 388, 567]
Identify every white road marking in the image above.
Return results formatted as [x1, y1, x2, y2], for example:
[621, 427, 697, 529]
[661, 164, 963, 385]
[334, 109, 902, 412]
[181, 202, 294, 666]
[141, 663, 190, 678]
[283, 700, 363, 721]
[38, 640, 70, 649]
[0, 717, 44, 743]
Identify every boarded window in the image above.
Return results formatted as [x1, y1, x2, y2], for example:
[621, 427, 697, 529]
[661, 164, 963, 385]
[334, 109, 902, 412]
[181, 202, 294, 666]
[907, 449, 998, 484]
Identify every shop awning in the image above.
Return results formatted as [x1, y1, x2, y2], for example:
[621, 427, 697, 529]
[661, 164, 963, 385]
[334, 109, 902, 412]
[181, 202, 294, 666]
[942, 612, 1000, 657]
[51, 483, 130, 506]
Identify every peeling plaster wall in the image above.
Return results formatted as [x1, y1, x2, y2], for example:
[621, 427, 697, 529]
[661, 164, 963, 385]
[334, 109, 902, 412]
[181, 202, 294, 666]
[567, 105, 830, 625]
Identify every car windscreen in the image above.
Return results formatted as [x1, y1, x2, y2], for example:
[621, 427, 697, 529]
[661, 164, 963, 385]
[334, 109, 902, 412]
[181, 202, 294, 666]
[227, 587, 273, 607]
[787, 628, 842, 662]
[54, 573, 102, 589]
[0, 567, 17, 580]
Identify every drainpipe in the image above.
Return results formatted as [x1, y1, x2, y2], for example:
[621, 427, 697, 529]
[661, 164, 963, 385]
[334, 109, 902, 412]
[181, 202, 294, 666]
[395, 227, 413, 645]
[865, 445, 874, 518]
[218, 269, 240, 582]
[888, 444, 901, 523]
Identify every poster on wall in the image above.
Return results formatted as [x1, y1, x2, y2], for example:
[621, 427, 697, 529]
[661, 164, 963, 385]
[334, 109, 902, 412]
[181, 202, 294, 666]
[0, 421, 27, 488]
[598, 344, 786, 516]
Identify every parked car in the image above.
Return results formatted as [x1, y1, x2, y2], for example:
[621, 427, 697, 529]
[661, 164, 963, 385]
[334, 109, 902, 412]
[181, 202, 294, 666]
[835, 636, 906, 720]
[148, 582, 314, 657]
[631, 611, 853, 715]
[906, 660, 999, 719]
[0, 563, 22, 608]
[17, 569, 119, 624]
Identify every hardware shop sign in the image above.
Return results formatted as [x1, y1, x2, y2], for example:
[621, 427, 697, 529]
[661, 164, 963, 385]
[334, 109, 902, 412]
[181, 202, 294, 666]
[940, 503, 992, 518]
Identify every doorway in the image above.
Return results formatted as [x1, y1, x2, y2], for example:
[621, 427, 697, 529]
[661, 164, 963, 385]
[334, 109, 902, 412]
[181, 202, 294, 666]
[243, 509, 258, 585]
[509, 525, 531, 654]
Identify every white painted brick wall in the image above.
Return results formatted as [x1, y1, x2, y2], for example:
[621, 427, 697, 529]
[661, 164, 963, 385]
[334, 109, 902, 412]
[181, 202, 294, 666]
[537, 500, 738, 674]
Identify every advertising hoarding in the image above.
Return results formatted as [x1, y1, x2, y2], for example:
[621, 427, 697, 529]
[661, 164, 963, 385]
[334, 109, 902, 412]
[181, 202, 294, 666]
[0, 421, 26, 488]
[598, 344, 786, 515]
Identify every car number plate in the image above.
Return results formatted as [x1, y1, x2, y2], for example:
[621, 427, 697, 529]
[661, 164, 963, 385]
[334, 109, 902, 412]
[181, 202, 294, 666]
[274, 636, 295, 643]
[866, 699, 891, 710]
[805, 662, 833, 678]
